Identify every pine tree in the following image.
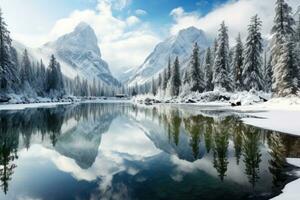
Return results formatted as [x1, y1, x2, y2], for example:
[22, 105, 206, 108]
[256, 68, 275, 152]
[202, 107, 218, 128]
[157, 73, 162, 90]
[186, 43, 204, 92]
[39, 60, 46, 95]
[151, 77, 157, 95]
[232, 34, 244, 91]
[9, 47, 20, 90]
[204, 47, 213, 91]
[295, 15, 300, 82]
[271, 0, 295, 39]
[46, 55, 65, 97]
[271, 0, 296, 95]
[46, 55, 57, 93]
[20, 49, 32, 86]
[212, 38, 218, 61]
[167, 56, 172, 81]
[56, 62, 65, 97]
[295, 14, 300, 43]
[170, 57, 181, 96]
[0, 9, 17, 91]
[162, 69, 168, 90]
[213, 22, 231, 91]
[273, 37, 299, 96]
[263, 53, 273, 92]
[242, 15, 264, 91]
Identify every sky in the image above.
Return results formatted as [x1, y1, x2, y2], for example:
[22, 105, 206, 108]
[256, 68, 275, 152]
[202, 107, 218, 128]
[0, 0, 299, 76]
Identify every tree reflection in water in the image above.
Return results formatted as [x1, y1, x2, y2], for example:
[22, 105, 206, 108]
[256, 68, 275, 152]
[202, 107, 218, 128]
[0, 103, 299, 196]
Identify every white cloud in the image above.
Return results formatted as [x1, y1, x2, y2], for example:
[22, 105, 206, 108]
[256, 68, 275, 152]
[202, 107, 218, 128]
[126, 16, 141, 26]
[43, 0, 160, 76]
[170, 0, 299, 45]
[135, 9, 147, 16]
[102, 0, 132, 10]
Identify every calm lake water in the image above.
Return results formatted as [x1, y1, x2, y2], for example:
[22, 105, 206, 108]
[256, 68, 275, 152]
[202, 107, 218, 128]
[0, 103, 299, 200]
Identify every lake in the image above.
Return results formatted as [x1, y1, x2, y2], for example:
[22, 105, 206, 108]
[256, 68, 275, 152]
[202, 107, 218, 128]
[0, 103, 299, 200]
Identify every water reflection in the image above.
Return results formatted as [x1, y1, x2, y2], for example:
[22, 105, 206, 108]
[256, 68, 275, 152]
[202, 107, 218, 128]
[0, 103, 299, 200]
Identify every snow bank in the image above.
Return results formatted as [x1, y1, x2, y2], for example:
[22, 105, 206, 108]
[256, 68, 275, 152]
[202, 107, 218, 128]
[134, 89, 271, 106]
[242, 110, 300, 136]
[234, 97, 300, 112]
[0, 102, 71, 111]
[272, 158, 300, 200]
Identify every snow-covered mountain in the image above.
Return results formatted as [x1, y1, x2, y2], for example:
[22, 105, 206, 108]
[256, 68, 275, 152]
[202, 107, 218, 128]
[34, 22, 120, 86]
[126, 26, 211, 86]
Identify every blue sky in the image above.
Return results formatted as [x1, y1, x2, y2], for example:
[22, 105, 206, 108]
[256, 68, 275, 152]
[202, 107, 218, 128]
[0, 0, 228, 39]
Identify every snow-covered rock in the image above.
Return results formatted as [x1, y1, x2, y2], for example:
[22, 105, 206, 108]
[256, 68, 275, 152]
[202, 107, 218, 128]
[127, 26, 211, 86]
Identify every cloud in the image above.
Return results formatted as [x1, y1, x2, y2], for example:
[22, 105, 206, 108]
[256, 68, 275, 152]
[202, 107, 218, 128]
[170, 0, 300, 45]
[126, 16, 141, 26]
[102, 0, 132, 10]
[45, 0, 160, 76]
[135, 9, 147, 16]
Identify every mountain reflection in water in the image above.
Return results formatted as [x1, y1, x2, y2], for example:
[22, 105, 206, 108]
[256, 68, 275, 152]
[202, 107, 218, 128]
[0, 103, 299, 200]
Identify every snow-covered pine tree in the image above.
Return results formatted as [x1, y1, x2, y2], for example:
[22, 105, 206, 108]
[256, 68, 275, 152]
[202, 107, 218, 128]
[186, 43, 204, 92]
[162, 68, 168, 91]
[56, 62, 65, 97]
[271, 0, 296, 95]
[158, 73, 162, 90]
[39, 60, 46, 94]
[204, 47, 213, 91]
[0, 9, 17, 91]
[232, 34, 244, 91]
[46, 55, 57, 94]
[170, 57, 181, 96]
[9, 46, 20, 89]
[242, 15, 264, 91]
[20, 49, 33, 86]
[295, 14, 300, 43]
[295, 14, 300, 82]
[167, 56, 172, 81]
[263, 53, 273, 92]
[151, 77, 157, 95]
[212, 38, 218, 61]
[46, 55, 65, 97]
[273, 37, 299, 96]
[213, 21, 231, 91]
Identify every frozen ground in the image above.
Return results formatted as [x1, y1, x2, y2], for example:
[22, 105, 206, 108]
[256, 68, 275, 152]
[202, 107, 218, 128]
[241, 110, 300, 136]
[233, 97, 300, 137]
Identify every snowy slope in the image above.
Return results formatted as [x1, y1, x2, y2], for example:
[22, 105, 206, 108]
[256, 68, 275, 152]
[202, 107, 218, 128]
[35, 22, 120, 86]
[127, 26, 211, 86]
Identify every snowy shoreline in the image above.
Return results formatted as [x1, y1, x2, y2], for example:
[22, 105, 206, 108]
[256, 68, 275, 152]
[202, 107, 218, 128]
[0, 98, 131, 111]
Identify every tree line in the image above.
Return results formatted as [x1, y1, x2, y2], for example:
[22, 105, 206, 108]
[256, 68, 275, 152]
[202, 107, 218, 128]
[0, 9, 119, 100]
[132, 0, 300, 98]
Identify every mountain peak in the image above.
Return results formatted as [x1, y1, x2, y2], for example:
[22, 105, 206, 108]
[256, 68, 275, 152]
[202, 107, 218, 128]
[127, 26, 210, 86]
[41, 22, 120, 86]
[178, 26, 200, 34]
[176, 26, 207, 45]
[50, 21, 101, 57]
[74, 22, 93, 32]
